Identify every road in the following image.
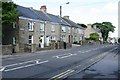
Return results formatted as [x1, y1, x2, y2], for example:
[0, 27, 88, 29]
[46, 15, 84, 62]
[1, 44, 119, 80]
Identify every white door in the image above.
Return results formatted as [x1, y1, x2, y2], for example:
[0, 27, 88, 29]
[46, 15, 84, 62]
[46, 36, 49, 46]
[40, 36, 44, 48]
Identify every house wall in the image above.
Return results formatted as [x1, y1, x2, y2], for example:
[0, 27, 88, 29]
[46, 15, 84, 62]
[45, 23, 60, 42]
[18, 18, 42, 52]
[84, 24, 101, 38]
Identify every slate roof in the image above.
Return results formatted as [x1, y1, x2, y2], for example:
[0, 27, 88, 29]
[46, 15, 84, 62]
[16, 5, 80, 27]
[48, 13, 71, 26]
[63, 18, 84, 29]
[33, 10, 52, 22]
[16, 6, 43, 21]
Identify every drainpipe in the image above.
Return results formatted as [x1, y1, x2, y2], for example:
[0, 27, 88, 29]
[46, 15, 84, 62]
[44, 21, 46, 47]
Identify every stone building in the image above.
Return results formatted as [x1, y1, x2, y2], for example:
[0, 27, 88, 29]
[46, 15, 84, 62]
[2, 5, 84, 54]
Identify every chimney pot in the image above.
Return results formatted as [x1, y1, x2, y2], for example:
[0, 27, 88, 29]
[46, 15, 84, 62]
[40, 5, 47, 13]
[63, 16, 69, 19]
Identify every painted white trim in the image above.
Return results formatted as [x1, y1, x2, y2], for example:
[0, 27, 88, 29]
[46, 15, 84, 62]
[19, 16, 44, 23]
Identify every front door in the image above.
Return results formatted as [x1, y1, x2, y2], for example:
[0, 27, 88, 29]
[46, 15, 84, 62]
[40, 36, 44, 48]
[46, 36, 49, 46]
[68, 35, 70, 43]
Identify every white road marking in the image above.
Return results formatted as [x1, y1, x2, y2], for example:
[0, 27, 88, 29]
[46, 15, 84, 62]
[53, 53, 77, 59]
[0, 67, 6, 71]
[4, 59, 41, 68]
[57, 70, 74, 78]
[75, 65, 81, 68]
[78, 51, 85, 53]
[50, 69, 74, 79]
[36, 60, 39, 64]
[4, 60, 49, 72]
[85, 50, 89, 53]
[59, 54, 77, 59]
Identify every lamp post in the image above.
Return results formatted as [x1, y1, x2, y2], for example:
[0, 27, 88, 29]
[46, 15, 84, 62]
[60, 2, 70, 41]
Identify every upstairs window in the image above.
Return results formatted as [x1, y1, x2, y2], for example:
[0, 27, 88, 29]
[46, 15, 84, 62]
[28, 22, 34, 31]
[51, 25, 55, 32]
[40, 23, 45, 32]
[68, 27, 71, 33]
[62, 26, 66, 32]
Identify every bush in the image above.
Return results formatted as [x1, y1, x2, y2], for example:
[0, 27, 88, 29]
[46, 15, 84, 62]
[90, 33, 99, 41]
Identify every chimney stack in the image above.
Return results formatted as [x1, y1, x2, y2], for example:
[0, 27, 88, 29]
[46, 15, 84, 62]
[63, 16, 69, 19]
[40, 5, 47, 13]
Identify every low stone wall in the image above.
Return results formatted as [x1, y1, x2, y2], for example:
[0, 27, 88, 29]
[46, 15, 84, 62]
[2, 45, 13, 55]
[83, 40, 101, 45]
[24, 44, 37, 53]
[2, 42, 72, 54]
[36, 41, 72, 51]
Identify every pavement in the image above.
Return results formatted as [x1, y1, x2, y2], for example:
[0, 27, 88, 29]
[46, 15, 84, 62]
[1, 44, 81, 59]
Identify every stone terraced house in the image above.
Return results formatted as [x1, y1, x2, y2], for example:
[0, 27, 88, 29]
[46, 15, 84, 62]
[2, 5, 85, 54]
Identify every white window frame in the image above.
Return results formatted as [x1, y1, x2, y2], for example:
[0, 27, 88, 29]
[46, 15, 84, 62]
[51, 36, 56, 41]
[62, 35, 66, 41]
[51, 25, 55, 32]
[28, 22, 34, 31]
[62, 26, 66, 33]
[68, 27, 70, 33]
[29, 35, 33, 44]
[13, 37, 16, 45]
[40, 23, 45, 32]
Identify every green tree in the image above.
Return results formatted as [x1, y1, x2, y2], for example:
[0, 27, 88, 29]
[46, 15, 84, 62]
[90, 33, 99, 41]
[77, 23, 87, 28]
[2, 1, 18, 24]
[118, 38, 120, 43]
[92, 22, 115, 42]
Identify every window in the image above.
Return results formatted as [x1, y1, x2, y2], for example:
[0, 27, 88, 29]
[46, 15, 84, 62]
[40, 23, 44, 32]
[13, 22, 16, 28]
[62, 35, 65, 41]
[68, 27, 70, 33]
[51, 25, 55, 32]
[28, 22, 34, 31]
[62, 26, 66, 32]
[74, 35, 77, 41]
[29, 35, 33, 44]
[13, 37, 16, 45]
[51, 36, 56, 41]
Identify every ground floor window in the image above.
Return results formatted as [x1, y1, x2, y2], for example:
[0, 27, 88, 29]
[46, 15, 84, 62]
[13, 37, 16, 45]
[62, 35, 65, 41]
[51, 36, 56, 41]
[29, 35, 33, 44]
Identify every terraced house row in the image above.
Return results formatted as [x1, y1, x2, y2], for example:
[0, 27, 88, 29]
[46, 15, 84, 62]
[2, 5, 85, 54]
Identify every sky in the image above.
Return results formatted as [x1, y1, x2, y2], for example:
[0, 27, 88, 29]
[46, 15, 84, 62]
[12, 0, 119, 38]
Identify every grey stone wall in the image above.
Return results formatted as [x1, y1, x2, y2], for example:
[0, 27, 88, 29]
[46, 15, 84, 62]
[2, 45, 12, 55]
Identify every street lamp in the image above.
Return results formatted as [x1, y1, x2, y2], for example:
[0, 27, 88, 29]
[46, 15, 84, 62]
[60, 2, 70, 41]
